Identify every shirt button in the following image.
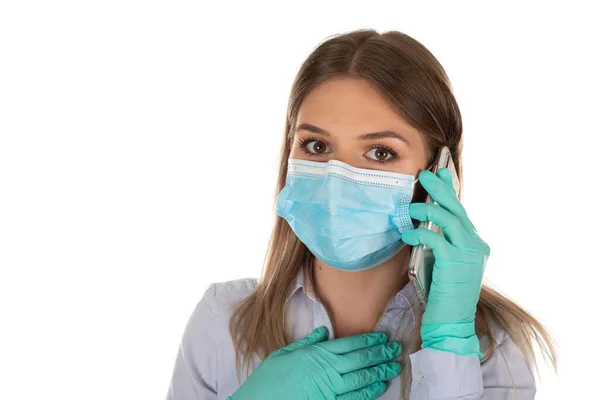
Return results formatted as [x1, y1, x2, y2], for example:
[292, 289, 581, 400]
[416, 371, 425, 383]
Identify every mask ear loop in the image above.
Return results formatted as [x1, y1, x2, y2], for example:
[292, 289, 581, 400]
[413, 163, 434, 185]
[410, 163, 435, 228]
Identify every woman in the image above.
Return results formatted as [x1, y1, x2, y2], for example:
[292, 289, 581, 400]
[167, 29, 557, 400]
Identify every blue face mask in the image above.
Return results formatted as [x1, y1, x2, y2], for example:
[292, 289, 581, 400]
[276, 159, 417, 271]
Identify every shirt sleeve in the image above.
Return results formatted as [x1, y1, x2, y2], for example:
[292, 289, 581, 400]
[408, 337, 536, 400]
[166, 284, 219, 400]
[480, 336, 537, 399]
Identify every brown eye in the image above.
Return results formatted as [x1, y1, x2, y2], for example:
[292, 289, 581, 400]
[366, 147, 394, 162]
[306, 140, 328, 154]
[375, 149, 389, 160]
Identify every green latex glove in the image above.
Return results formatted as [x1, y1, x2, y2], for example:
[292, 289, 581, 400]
[228, 326, 402, 400]
[402, 168, 489, 359]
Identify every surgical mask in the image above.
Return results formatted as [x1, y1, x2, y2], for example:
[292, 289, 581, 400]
[276, 158, 417, 271]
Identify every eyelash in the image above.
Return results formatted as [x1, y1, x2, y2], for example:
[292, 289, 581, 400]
[365, 144, 398, 164]
[296, 135, 399, 164]
[296, 135, 322, 150]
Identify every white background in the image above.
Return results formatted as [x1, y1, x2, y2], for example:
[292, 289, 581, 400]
[1, 1, 598, 399]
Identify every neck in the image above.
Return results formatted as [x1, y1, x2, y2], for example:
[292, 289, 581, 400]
[313, 246, 411, 338]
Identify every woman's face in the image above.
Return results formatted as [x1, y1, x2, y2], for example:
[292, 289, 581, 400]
[291, 77, 429, 176]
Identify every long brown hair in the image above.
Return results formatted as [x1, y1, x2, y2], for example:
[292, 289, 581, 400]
[230, 29, 557, 397]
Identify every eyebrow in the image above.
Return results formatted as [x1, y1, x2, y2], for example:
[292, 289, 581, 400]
[295, 123, 410, 145]
[295, 123, 330, 136]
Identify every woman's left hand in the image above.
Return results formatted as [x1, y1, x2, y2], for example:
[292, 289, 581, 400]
[402, 168, 489, 359]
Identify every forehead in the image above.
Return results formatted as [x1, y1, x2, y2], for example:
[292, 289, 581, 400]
[297, 77, 411, 131]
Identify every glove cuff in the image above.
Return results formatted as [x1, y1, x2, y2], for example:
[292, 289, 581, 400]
[421, 321, 482, 359]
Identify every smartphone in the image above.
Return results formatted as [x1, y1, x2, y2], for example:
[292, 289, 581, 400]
[408, 146, 461, 309]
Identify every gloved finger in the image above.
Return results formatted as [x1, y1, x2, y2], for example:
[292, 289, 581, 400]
[437, 168, 457, 194]
[408, 203, 469, 247]
[331, 342, 402, 374]
[335, 382, 387, 400]
[418, 170, 477, 234]
[317, 332, 388, 355]
[272, 326, 328, 356]
[335, 362, 400, 394]
[402, 227, 454, 259]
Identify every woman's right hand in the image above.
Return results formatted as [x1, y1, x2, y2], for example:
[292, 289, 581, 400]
[228, 326, 402, 400]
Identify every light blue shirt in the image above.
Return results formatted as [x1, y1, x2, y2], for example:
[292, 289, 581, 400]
[166, 267, 536, 400]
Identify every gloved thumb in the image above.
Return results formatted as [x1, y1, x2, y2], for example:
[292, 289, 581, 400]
[271, 326, 329, 356]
